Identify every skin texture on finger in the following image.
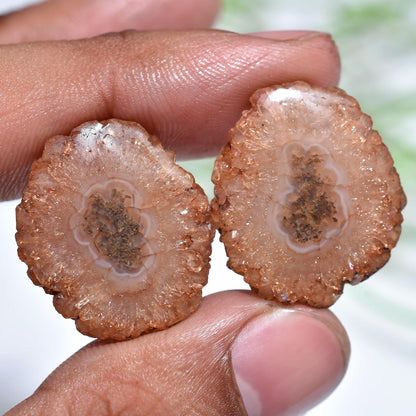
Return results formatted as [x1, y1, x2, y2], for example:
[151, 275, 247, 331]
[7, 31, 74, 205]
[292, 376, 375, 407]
[5, 291, 349, 416]
[0, 29, 340, 200]
[0, 0, 220, 44]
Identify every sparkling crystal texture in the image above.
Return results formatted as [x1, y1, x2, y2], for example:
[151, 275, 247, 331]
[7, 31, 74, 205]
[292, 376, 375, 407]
[16, 119, 213, 339]
[211, 82, 406, 307]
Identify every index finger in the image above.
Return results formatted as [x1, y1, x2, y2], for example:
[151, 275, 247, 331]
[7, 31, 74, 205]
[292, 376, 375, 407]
[0, 0, 220, 43]
[0, 29, 340, 200]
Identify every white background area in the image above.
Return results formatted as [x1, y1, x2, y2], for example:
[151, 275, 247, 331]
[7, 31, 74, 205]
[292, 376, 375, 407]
[1, 0, 416, 414]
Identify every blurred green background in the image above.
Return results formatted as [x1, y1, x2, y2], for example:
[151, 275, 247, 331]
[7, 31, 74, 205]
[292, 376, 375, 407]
[219, 0, 416, 191]
[184, 0, 416, 201]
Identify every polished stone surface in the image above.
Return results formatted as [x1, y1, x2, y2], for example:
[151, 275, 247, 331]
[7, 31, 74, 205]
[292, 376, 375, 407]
[212, 82, 406, 307]
[16, 119, 213, 340]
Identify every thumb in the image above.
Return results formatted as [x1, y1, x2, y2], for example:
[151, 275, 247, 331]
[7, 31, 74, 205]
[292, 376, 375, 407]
[6, 291, 349, 416]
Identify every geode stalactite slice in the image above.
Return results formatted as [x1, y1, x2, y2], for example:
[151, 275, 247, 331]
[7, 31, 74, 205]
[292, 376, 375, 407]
[16, 119, 213, 340]
[211, 82, 406, 307]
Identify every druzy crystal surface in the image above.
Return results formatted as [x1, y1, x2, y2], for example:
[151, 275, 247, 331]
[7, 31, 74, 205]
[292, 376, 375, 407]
[211, 82, 406, 307]
[16, 119, 213, 340]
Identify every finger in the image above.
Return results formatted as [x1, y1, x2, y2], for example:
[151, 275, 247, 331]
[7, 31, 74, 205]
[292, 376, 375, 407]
[0, 29, 340, 200]
[0, 0, 220, 44]
[5, 291, 349, 416]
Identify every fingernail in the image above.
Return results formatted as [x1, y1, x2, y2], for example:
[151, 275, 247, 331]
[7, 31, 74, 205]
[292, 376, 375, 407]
[247, 30, 332, 42]
[231, 308, 349, 416]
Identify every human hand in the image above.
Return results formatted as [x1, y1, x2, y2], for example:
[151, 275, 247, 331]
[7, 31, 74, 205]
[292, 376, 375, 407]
[1, 1, 349, 415]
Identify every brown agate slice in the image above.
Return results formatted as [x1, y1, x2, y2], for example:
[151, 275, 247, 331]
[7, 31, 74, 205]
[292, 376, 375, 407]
[16, 119, 213, 340]
[212, 82, 406, 307]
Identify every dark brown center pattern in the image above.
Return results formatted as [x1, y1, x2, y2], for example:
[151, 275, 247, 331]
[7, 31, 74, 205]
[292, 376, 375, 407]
[83, 189, 145, 273]
[281, 147, 339, 245]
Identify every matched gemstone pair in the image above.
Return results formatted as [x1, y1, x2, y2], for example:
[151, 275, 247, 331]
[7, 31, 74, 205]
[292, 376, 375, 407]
[15, 82, 406, 340]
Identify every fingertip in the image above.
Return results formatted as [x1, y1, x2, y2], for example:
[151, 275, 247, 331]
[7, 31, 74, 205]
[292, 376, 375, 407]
[246, 30, 341, 86]
[231, 307, 349, 416]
